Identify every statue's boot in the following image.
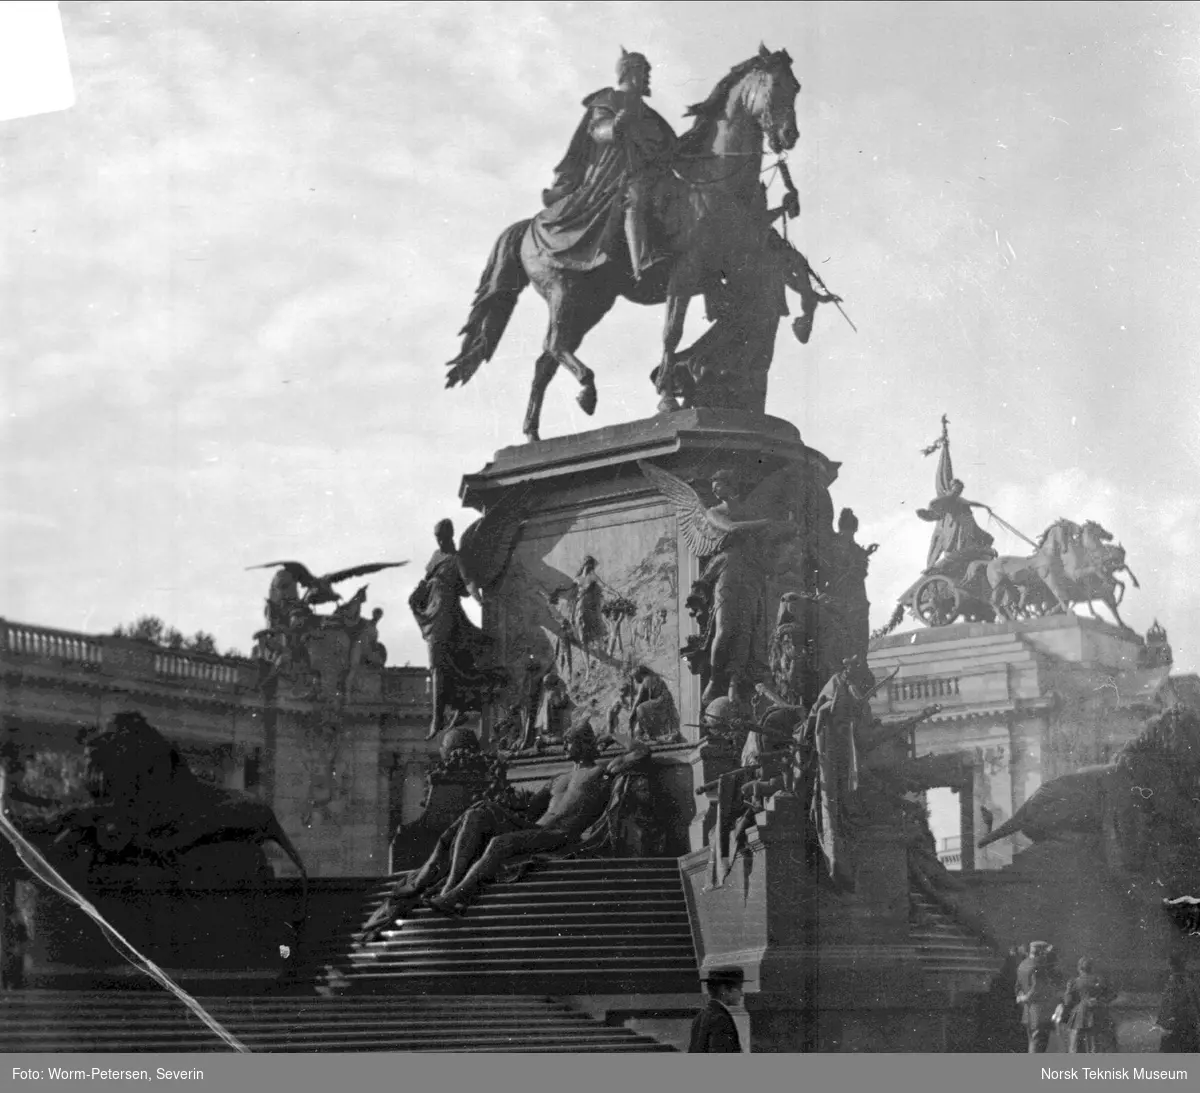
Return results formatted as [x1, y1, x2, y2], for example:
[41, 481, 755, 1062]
[792, 308, 815, 345]
[625, 213, 659, 284]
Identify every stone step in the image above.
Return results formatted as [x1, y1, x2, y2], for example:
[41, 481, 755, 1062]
[366, 880, 689, 902]
[327, 974, 698, 997]
[315, 856, 699, 1000]
[359, 913, 691, 936]
[367, 859, 682, 888]
[910, 930, 991, 945]
[2, 1032, 673, 1053]
[352, 937, 694, 959]
[348, 951, 695, 972]
[0, 992, 676, 1053]
[1, 999, 582, 1018]
[5, 1039, 675, 1054]
[346, 949, 699, 969]
[354, 930, 694, 953]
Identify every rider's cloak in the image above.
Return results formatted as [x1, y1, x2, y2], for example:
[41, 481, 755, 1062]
[530, 87, 675, 272]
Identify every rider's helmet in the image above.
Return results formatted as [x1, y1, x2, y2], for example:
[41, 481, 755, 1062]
[617, 48, 651, 83]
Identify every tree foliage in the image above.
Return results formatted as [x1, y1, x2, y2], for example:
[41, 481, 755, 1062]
[111, 615, 233, 656]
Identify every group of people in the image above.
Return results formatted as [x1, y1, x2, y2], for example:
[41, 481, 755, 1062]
[1015, 940, 1200, 1054]
[1015, 942, 1119, 1053]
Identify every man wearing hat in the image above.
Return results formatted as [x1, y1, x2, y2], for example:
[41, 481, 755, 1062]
[1016, 941, 1062, 1053]
[689, 967, 744, 1053]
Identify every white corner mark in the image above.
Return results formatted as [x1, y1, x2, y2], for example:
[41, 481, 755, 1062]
[0, 2, 75, 124]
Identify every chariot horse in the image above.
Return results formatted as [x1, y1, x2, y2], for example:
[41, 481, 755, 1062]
[445, 46, 802, 442]
[965, 519, 1137, 629]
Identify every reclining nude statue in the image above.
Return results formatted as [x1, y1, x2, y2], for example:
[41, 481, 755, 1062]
[357, 724, 651, 940]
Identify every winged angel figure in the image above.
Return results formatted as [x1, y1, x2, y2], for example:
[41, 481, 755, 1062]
[639, 460, 803, 709]
[413, 486, 530, 740]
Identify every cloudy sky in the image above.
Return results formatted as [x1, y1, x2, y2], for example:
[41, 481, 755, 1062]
[2, 1, 1198, 672]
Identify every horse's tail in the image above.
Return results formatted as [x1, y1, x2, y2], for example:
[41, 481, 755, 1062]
[446, 218, 532, 388]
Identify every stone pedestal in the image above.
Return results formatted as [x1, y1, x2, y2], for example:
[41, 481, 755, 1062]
[689, 736, 743, 852]
[460, 410, 839, 829]
[681, 794, 816, 991]
[841, 826, 912, 943]
[680, 796, 966, 1051]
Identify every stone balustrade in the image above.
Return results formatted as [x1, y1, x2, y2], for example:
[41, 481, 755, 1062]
[152, 650, 248, 687]
[2, 616, 429, 701]
[888, 675, 961, 704]
[381, 667, 432, 704]
[2, 620, 103, 667]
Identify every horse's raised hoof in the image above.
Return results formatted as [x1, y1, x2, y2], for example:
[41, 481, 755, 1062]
[577, 384, 597, 416]
[524, 431, 540, 444]
[657, 395, 680, 414]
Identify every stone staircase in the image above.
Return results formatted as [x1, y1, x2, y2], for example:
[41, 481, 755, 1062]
[0, 856, 697, 1053]
[909, 890, 1000, 981]
[0, 991, 674, 1052]
[318, 857, 701, 997]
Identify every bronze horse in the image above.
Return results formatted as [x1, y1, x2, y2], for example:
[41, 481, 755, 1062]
[445, 46, 802, 442]
[965, 519, 1136, 629]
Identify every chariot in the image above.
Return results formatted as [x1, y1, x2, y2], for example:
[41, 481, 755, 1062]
[896, 551, 1057, 629]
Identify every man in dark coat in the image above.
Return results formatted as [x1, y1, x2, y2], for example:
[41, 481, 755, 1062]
[1016, 940, 1062, 1053]
[1061, 956, 1118, 1052]
[689, 966, 744, 1053]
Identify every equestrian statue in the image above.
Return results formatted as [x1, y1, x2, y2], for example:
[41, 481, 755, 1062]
[444, 45, 843, 442]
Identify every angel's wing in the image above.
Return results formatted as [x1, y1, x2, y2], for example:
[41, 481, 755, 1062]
[322, 561, 409, 586]
[247, 561, 316, 587]
[740, 463, 801, 519]
[638, 460, 730, 557]
[459, 483, 533, 592]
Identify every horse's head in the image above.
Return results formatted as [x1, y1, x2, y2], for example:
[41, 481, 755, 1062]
[684, 45, 801, 156]
[747, 44, 801, 153]
[82, 710, 183, 810]
[1082, 520, 1114, 543]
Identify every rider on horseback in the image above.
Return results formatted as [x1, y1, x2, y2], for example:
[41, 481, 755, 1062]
[536, 49, 676, 280]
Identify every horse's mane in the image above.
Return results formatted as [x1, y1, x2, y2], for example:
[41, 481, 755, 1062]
[677, 50, 793, 157]
[1034, 517, 1080, 551]
[1080, 519, 1112, 540]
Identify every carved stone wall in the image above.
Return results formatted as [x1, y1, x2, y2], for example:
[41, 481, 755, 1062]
[460, 411, 842, 854]
[462, 410, 841, 749]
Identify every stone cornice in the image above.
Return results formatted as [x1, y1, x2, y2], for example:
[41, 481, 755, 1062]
[461, 409, 839, 510]
[871, 612, 1145, 653]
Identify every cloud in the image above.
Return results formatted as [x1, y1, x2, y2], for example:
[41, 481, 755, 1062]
[3, 2, 1199, 677]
